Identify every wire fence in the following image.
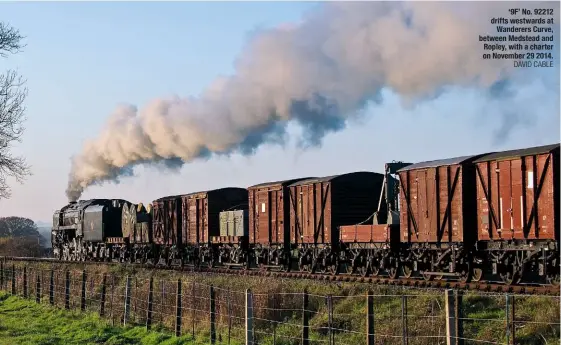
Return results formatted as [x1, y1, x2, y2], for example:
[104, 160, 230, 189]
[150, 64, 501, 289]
[0, 261, 559, 345]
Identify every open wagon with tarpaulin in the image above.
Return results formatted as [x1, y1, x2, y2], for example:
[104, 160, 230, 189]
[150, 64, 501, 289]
[288, 171, 386, 274]
[473, 143, 560, 285]
[181, 187, 248, 267]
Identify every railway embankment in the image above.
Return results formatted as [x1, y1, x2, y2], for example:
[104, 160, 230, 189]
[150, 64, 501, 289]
[0, 258, 559, 345]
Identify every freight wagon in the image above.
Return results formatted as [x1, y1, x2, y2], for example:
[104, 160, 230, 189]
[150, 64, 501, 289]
[288, 172, 386, 274]
[473, 144, 560, 285]
[247, 177, 312, 271]
[50, 143, 560, 286]
[151, 187, 248, 266]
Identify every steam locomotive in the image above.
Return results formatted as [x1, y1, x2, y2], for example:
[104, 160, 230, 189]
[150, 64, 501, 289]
[52, 143, 560, 286]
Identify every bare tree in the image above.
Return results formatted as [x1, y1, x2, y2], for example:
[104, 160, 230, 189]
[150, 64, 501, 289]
[0, 22, 30, 199]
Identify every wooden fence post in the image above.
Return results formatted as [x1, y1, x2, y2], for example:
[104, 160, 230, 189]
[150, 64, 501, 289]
[110, 275, 115, 326]
[23, 266, 27, 298]
[80, 269, 87, 311]
[327, 295, 334, 345]
[65, 270, 70, 310]
[245, 289, 254, 345]
[401, 294, 408, 345]
[455, 291, 464, 345]
[175, 279, 182, 337]
[100, 273, 107, 317]
[227, 287, 232, 345]
[11, 265, 15, 295]
[146, 277, 154, 330]
[367, 291, 374, 345]
[191, 280, 196, 339]
[35, 273, 41, 303]
[302, 290, 309, 345]
[123, 275, 132, 325]
[445, 289, 457, 345]
[210, 284, 216, 344]
[49, 270, 54, 305]
[506, 295, 515, 345]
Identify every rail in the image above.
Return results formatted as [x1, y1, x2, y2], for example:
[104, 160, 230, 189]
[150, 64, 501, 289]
[2, 256, 558, 296]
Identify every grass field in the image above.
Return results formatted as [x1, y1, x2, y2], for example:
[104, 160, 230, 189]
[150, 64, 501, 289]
[1, 261, 559, 345]
[0, 292, 197, 345]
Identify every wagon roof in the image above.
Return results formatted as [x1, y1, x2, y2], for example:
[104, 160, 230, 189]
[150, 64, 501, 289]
[248, 177, 315, 189]
[473, 143, 560, 163]
[155, 187, 245, 201]
[288, 171, 383, 186]
[397, 154, 486, 172]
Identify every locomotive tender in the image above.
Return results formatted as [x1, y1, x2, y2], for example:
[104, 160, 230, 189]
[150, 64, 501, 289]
[52, 143, 560, 286]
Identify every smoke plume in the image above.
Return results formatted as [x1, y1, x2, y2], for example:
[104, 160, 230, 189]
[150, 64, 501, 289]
[66, 1, 558, 201]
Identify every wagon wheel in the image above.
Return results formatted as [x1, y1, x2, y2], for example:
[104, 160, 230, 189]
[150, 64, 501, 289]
[258, 255, 268, 271]
[299, 254, 312, 273]
[458, 263, 472, 283]
[207, 254, 215, 268]
[327, 256, 339, 276]
[346, 255, 362, 275]
[353, 255, 369, 277]
[357, 264, 369, 277]
[242, 256, 251, 271]
[274, 254, 290, 272]
[421, 271, 434, 281]
[387, 265, 399, 279]
[402, 263, 413, 278]
[370, 260, 380, 277]
[258, 261, 268, 272]
[471, 267, 483, 282]
[547, 273, 560, 286]
[345, 259, 355, 275]
[357, 256, 374, 277]
[500, 267, 522, 285]
[280, 258, 291, 272]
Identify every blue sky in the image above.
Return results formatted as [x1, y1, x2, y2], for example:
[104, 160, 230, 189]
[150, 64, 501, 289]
[0, 2, 559, 223]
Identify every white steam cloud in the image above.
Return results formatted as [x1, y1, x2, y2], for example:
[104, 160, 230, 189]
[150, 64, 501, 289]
[66, 1, 559, 201]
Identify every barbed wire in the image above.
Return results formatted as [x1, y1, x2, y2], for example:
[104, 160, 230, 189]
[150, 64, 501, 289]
[0, 263, 559, 345]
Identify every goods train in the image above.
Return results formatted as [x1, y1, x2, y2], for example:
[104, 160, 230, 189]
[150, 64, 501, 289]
[51, 143, 560, 286]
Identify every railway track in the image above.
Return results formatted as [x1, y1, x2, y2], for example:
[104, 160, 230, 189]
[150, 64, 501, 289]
[2, 256, 559, 296]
